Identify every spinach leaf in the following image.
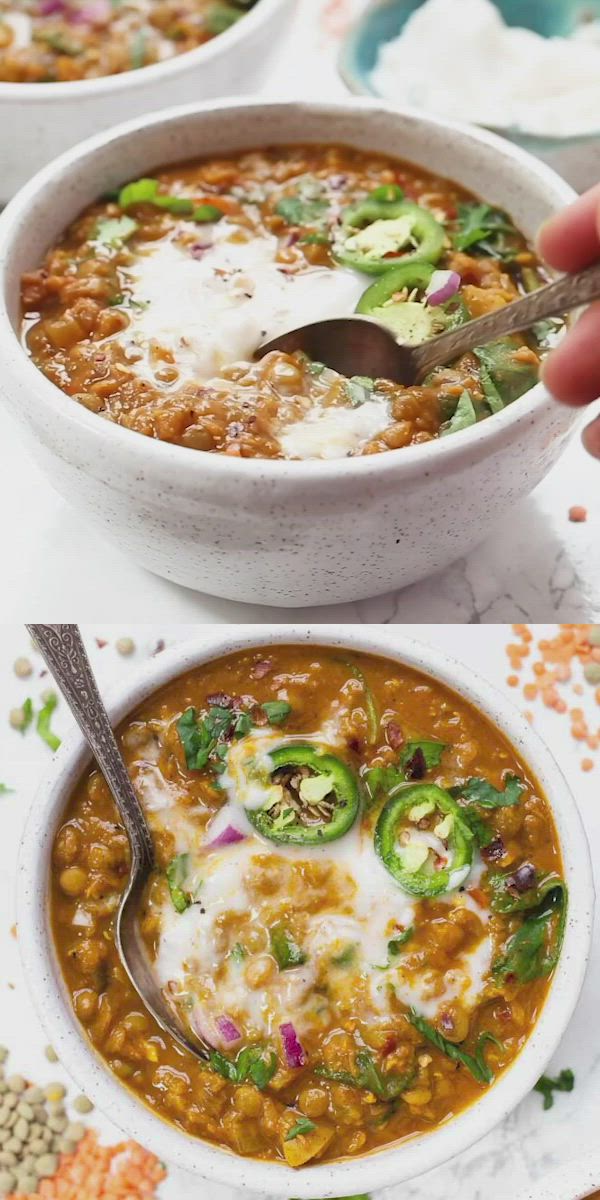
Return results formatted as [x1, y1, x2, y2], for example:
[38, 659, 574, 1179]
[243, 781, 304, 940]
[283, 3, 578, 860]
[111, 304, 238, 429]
[261, 701, 292, 726]
[452, 773, 525, 809]
[454, 203, 518, 258]
[494, 884, 566, 982]
[474, 340, 538, 408]
[209, 1044, 278, 1089]
[270, 924, 307, 970]
[37, 693, 61, 751]
[441, 390, 477, 436]
[285, 1116, 317, 1141]
[166, 853, 193, 913]
[488, 870, 563, 915]
[316, 1050, 415, 1102]
[534, 1068, 574, 1111]
[409, 1009, 502, 1085]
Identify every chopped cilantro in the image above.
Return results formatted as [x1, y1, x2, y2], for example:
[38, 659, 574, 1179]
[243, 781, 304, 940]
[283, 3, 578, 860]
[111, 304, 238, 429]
[261, 701, 291, 726]
[284, 1116, 317, 1141]
[270, 924, 307, 970]
[534, 1069, 574, 1110]
[37, 693, 61, 752]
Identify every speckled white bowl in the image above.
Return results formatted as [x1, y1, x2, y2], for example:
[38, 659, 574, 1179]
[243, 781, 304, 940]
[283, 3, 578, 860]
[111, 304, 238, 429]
[0, 0, 292, 201]
[518, 1154, 600, 1200]
[17, 627, 594, 1197]
[0, 99, 578, 607]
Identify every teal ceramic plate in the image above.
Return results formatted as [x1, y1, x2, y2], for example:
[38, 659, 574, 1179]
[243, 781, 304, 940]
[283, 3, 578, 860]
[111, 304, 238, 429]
[339, 0, 600, 185]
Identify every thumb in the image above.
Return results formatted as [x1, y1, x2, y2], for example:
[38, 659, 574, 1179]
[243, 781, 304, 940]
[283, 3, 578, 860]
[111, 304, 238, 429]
[582, 413, 600, 460]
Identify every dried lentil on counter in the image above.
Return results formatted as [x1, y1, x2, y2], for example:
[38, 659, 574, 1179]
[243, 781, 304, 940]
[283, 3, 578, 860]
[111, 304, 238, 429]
[506, 624, 600, 769]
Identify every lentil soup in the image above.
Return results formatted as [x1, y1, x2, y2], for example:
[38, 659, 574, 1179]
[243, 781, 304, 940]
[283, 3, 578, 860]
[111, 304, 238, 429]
[0, 0, 258, 82]
[22, 144, 557, 460]
[50, 645, 565, 1165]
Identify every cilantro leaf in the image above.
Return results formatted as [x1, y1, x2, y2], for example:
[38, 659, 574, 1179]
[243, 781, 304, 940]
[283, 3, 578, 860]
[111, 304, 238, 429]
[454, 202, 517, 258]
[37, 692, 61, 752]
[453, 773, 525, 809]
[285, 1116, 317, 1141]
[230, 942, 247, 963]
[0, 784, 14, 796]
[534, 1068, 574, 1111]
[400, 739, 447, 774]
[316, 1049, 415, 1101]
[387, 927, 414, 956]
[331, 943, 357, 967]
[409, 1009, 502, 1085]
[209, 1044, 277, 1089]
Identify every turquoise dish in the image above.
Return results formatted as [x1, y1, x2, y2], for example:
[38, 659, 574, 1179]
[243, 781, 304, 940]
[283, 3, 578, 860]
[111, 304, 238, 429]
[339, 0, 600, 192]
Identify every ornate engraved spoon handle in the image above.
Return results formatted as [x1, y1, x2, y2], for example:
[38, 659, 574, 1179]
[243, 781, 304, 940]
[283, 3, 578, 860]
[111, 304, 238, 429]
[27, 623, 154, 872]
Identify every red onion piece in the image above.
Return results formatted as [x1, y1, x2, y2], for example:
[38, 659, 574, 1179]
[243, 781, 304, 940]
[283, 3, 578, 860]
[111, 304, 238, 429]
[215, 1015, 241, 1044]
[206, 823, 246, 850]
[68, 0, 110, 22]
[426, 270, 461, 307]
[280, 1022, 306, 1069]
[38, 0, 65, 14]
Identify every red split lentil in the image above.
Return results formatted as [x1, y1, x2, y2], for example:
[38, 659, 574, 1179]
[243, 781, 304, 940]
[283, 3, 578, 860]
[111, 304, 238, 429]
[9, 1131, 165, 1199]
[506, 624, 600, 768]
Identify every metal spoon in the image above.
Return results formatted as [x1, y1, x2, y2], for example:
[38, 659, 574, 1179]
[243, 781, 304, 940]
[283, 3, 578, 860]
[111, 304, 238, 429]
[257, 261, 600, 385]
[28, 623, 209, 1063]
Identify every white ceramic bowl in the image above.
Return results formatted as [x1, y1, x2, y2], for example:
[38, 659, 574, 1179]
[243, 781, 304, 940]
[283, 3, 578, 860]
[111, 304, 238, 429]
[17, 627, 594, 1197]
[518, 1155, 600, 1200]
[0, 98, 578, 607]
[0, 0, 291, 201]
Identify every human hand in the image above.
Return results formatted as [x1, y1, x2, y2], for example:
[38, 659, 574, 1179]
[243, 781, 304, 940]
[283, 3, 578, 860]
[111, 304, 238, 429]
[537, 182, 600, 460]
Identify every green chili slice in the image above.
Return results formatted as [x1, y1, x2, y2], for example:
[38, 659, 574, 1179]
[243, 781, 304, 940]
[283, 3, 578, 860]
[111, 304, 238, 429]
[375, 783, 474, 897]
[334, 201, 445, 276]
[246, 743, 359, 846]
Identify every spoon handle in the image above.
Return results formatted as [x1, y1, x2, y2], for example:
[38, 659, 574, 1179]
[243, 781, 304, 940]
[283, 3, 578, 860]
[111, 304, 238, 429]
[410, 260, 600, 379]
[27, 624, 154, 872]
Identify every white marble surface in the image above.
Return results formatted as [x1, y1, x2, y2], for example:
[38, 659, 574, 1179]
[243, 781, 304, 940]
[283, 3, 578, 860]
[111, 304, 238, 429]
[1, 622, 599, 1200]
[1, 0, 599, 622]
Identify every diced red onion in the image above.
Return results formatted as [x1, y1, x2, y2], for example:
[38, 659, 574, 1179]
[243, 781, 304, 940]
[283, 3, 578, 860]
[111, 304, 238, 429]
[206, 823, 246, 850]
[190, 244, 212, 260]
[68, 0, 110, 22]
[425, 270, 461, 307]
[280, 1022, 306, 1069]
[38, 0, 65, 14]
[215, 1015, 241, 1044]
[507, 862, 537, 895]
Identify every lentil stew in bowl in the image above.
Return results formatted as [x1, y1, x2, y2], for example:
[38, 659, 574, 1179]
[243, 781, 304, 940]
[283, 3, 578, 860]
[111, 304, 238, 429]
[22, 143, 559, 461]
[50, 644, 566, 1165]
[0, 0, 259, 82]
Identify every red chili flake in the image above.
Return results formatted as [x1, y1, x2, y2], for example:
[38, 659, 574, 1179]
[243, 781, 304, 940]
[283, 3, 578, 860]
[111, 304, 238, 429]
[152, 639, 166, 656]
[95, 638, 108, 649]
[206, 693, 234, 709]
[568, 505, 587, 523]
[252, 659, 273, 680]
[381, 1034, 398, 1058]
[386, 721, 404, 750]
[404, 746, 426, 779]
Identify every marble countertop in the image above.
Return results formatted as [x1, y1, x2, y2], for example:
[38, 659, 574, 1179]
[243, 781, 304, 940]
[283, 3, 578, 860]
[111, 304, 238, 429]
[1, 0, 599, 621]
[1, 622, 599, 1200]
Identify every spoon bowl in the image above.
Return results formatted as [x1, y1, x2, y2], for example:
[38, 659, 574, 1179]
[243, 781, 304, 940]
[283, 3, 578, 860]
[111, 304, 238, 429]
[258, 261, 600, 386]
[27, 623, 209, 1064]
